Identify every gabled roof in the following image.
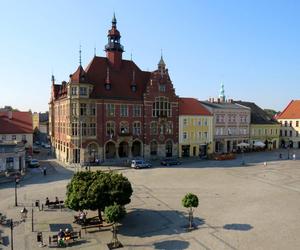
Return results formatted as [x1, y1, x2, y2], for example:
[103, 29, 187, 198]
[276, 100, 300, 119]
[179, 98, 212, 116]
[234, 101, 279, 124]
[0, 112, 33, 134]
[85, 56, 151, 100]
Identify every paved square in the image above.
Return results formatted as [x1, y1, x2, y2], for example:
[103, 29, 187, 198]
[0, 150, 300, 249]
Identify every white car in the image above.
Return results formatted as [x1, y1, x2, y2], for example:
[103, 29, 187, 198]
[44, 144, 51, 149]
[28, 159, 40, 168]
[131, 160, 152, 169]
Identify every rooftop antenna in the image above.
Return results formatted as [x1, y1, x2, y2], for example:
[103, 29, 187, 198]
[130, 52, 133, 61]
[94, 46, 96, 57]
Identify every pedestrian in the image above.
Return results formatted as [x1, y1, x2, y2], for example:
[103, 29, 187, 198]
[43, 167, 47, 175]
[293, 153, 296, 160]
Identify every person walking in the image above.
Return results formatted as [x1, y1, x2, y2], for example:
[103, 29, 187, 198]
[293, 153, 296, 160]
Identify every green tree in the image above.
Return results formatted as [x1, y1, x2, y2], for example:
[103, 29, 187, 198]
[104, 204, 126, 248]
[65, 171, 133, 223]
[87, 171, 133, 222]
[65, 171, 94, 211]
[182, 193, 199, 229]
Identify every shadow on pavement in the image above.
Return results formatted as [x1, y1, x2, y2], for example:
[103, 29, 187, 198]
[153, 240, 190, 250]
[119, 208, 204, 238]
[223, 223, 253, 231]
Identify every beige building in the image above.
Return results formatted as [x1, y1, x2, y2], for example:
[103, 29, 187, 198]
[276, 100, 300, 149]
[201, 99, 251, 153]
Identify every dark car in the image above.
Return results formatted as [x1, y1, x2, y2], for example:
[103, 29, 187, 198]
[161, 158, 181, 166]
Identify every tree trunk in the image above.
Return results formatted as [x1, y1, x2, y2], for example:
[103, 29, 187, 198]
[189, 207, 193, 229]
[98, 209, 103, 223]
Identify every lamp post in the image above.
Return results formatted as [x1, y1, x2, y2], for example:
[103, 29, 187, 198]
[14, 178, 20, 207]
[10, 219, 13, 250]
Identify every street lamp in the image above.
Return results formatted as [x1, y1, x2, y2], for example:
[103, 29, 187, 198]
[14, 178, 20, 207]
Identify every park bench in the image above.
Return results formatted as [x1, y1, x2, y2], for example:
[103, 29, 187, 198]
[81, 223, 103, 233]
[44, 200, 64, 210]
[48, 231, 81, 247]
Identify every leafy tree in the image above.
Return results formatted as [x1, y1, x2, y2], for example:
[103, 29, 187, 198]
[65, 171, 94, 211]
[65, 171, 133, 223]
[104, 204, 126, 248]
[182, 193, 199, 229]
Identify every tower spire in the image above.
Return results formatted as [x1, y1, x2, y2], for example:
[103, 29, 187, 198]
[219, 83, 226, 102]
[112, 12, 117, 27]
[79, 44, 82, 66]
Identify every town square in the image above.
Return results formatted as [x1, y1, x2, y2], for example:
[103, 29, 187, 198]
[1, 1, 300, 249]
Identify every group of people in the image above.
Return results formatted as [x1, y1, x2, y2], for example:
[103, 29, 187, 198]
[45, 197, 60, 206]
[57, 228, 72, 247]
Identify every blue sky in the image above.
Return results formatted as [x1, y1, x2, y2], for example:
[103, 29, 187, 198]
[0, 0, 299, 112]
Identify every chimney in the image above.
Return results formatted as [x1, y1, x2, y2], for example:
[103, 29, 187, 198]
[8, 111, 12, 119]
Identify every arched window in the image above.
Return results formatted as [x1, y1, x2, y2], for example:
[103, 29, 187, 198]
[120, 121, 129, 134]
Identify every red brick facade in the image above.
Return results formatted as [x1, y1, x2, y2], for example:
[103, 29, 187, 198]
[49, 15, 178, 163]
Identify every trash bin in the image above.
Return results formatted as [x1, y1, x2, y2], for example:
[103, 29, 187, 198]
[37, 232, 42, 242]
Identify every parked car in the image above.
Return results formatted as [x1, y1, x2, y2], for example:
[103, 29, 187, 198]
[131, 160, 152, 169]
[161, 158, 181, 166]
[33, 146, 40, 153]
[43, 144, 51, 149]
[28, 159, 40, 168]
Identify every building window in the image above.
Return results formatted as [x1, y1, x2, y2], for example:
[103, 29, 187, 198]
[106, 104, 115, 117]
[183, 132, 187, 140]
[89, 123, 96, 136]
[133, 122, 141, 135]
[290, 130, 293, 137]
[150, 141, 158, 155]
[159, 84, 166, 92]
[2, 135, 6, 140]
[166, 122, 173, 134]
[120, 121, 129, 134]
[284, 121, 288, 127]
[105, 83, 111, 90]
[133, 105, 141, 117]
[71, 103, 77, 116]
[90, 103, 96, 116]
[290, 121, 293, 127]
[152, 97, 171, 117]
[296, 121, 299, 127]
[204, 118, 208, 126]
[79, 87, 87, 96]
[284, 130, 287, 136]
[6, 157, 14, 169]
[81, 123, 87, 136]
[80, 103, 87, 116]
[120, 104, 128, 117]
[71, 87, 77, 95]
[72, 123, 78, 136]
[296, 131, 299, 137]
[150, 122, 158, 135]
[22, 135, 26, 141]
[106, 121, 115, 137]
[183, 118, 187, 126]
[12, 135, 16, 140]
[204, 132, 208, 139]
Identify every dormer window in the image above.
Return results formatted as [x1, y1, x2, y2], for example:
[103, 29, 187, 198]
[131, 85, 137, 92]
[105, 83, 111, 90]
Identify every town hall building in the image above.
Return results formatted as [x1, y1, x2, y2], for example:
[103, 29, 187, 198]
[49, 15, 179, 164]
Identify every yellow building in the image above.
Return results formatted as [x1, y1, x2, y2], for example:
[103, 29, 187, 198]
[235, 101, 280, 149]
[276, 100, 300, 149]
[32, 112, 39, 130]
[179, 98, 213, 158]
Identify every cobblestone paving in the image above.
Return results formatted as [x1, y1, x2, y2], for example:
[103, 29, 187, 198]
[0, 149, 300, 250]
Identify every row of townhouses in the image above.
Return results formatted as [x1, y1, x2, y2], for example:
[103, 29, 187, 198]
[48, 16, 300, 164]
